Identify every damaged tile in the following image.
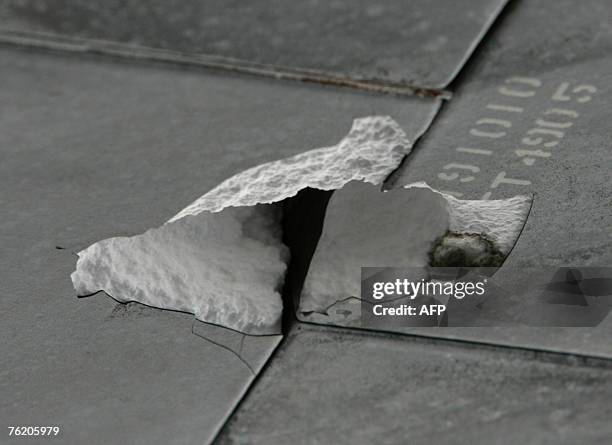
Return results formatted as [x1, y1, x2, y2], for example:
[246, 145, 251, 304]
[0, 0, 508, 89]
[74, 204, 289, 334]
[297, 181, 530, 324]
[170, 116, 413, 218]
[72, 116, 421, 335]
[0, 46, 439, 442]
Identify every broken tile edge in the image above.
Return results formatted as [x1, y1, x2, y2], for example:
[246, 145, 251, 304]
[71, 115, 427, 336]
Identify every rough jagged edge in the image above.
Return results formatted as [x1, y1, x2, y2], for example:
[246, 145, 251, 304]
[297, 182, 532, 317]
[403, 182, 532, 260]
[167, 115, 411, 221]
[73, 116, 531, 334]
[72, 116, 413, 336]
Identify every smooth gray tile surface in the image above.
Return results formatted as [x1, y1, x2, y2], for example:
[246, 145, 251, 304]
[0, 46, 439, 443]
[218, 324, 612, 445]
[0, 0, 508, 89]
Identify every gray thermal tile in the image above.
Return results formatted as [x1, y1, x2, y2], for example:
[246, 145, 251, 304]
[0, 0, 508, 89]
[218, 324, 612, 445]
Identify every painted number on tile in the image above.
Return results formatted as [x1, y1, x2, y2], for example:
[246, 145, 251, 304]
[437, 77, 596, 199]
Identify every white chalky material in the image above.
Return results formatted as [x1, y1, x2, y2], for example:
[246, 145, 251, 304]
[72, 116, 413, 334]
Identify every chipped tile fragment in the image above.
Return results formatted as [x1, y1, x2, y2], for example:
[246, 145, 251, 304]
[72, 116, 413, 335]
[169, 116, 411, 219]
[73, 205, 288, 334]
[72, 115, 532, 334]
[298, 182, 531, 319]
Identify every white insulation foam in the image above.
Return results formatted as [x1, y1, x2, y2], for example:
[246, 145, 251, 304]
[72, 116, 531, 334]
[72, 116, 413, 335]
